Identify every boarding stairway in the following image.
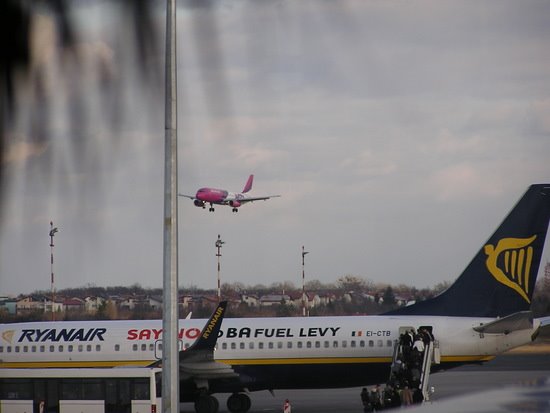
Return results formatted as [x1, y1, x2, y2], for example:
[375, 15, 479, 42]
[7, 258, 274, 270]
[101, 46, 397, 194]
[388, 337, 440, 402]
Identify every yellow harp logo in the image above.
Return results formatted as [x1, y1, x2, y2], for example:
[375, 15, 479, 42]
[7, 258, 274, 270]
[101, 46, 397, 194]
[484, 235, 537, 303]
[2, 330, 14, 344]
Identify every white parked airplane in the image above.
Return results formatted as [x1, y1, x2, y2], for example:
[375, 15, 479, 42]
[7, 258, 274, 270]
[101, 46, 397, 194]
[1, 184, 550, 413]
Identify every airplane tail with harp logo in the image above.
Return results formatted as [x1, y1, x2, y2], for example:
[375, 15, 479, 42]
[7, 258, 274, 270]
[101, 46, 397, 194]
[386, 184, 550, 318]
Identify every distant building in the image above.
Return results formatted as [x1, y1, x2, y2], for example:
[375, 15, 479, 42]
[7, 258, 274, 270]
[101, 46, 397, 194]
[84, 296, 105, 313]
[0, 297, 17, 315]
[17, 296, 45, 313]
[240, 294, 259, 307]
[64, 297, 85, 312]
[259, 294, 290, 307]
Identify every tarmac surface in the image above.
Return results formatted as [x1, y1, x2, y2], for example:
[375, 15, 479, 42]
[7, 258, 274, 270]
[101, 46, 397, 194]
[182, 352, 550, 413]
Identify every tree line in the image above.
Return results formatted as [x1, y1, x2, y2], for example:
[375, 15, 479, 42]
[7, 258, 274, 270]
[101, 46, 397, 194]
[2, 274, 549, 323]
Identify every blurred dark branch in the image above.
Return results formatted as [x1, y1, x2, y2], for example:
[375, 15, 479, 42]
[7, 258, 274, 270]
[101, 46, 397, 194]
[0, 0, 160, 218]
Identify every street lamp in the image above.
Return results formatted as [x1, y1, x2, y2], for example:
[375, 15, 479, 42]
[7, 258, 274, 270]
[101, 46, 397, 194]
[302, 246, 309, 317]
[49, 221, 59, 321]
[215, 235, 225, 302]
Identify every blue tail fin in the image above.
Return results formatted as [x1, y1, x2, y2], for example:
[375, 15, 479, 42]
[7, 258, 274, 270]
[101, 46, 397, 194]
[386, 184, 550, 317]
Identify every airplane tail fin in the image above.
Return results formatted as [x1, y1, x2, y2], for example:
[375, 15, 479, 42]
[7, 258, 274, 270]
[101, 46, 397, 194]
[386, 184, 550, 318]
[242, 175, 254, 193]
[186, 301, 227, 353]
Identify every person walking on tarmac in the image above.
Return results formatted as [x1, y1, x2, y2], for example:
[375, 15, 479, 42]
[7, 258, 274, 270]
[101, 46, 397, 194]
[360, 387, 373, 412]
[370, 385, 383, 411]
[283, 398, 292, 413]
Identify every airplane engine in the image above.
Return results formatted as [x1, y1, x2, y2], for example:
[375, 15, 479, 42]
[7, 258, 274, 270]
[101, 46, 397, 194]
[229, 200, 241, 207]
[194, 200, 205, 208]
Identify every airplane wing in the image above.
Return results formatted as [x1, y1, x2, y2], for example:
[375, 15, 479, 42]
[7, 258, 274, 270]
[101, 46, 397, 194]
[239, 194, 281, 203]
[179, 301, 237, 380]
[473, 311, 533, 334]
[178, 193, 196, 200]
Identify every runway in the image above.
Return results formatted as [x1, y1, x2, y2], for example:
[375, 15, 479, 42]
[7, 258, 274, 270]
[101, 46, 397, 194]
[182, 353, 550, 413]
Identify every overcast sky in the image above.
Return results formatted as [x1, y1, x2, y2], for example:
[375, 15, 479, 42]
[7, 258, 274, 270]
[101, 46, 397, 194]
[1, 1, 550, 296]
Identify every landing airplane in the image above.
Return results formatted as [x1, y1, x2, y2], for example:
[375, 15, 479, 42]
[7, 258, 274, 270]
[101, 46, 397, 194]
[179, 174, 280, 212]
[1, 184, 550, 413]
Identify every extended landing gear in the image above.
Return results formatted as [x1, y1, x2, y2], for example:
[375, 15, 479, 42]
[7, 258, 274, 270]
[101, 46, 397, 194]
[209, 205, 215, 212]
[227, 393, 251, 413]
[232, 207, 239, 213]
[194, 394, 219, 413]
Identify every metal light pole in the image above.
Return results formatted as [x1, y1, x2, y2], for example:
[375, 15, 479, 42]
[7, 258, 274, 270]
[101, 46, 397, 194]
[302, 246, 309, 317]
[215, 235, 225, 302]
[49, 222, 58, 321]
[162, 0, 179, 411]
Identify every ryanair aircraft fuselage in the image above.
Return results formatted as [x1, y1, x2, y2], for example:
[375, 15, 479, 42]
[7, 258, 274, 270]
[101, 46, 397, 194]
[0, 315, 539, 384]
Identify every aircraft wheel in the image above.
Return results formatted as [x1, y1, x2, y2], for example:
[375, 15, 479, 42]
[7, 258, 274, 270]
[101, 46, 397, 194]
[227, 393, 251, 413]
[194, 395, 219, 413]
[232, 208, 238, 213]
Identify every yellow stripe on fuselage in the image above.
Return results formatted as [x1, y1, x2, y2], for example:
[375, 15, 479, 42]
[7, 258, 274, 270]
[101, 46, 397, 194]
[0, 354, 494, 369]
[218, 357, 393, 365]
[0, 360, 153, 368]
[441, 355, 495, 363]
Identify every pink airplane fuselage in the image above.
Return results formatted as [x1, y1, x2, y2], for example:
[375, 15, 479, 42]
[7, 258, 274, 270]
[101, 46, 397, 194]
[196, 188, 231, 203]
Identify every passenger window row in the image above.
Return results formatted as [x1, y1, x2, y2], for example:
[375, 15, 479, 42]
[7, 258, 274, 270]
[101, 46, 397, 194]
[219, 339, 394, 351]
[0, 339, 394, 354]
[0, 344, 102, 353]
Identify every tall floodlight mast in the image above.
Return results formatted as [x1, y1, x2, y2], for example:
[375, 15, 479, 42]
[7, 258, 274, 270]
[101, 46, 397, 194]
[215, 234, 225, 302]
[162, 0, 179, 412]
[49, 222, 58, 321]
[302, 246, 309, 317]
